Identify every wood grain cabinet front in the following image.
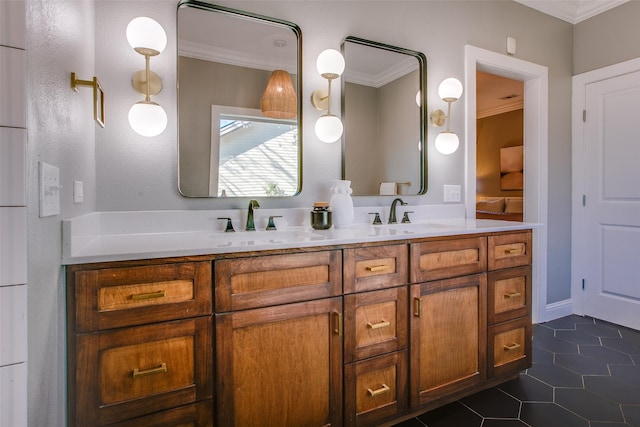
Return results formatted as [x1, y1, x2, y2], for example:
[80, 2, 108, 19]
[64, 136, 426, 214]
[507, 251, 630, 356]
[214, 250, 342, 312]
[344, 351, 408, 426]
[106, 401, 214, 427]
[488, 266, 532, 325]
[215, 298, 343, 427]
[488, 231, 532, 271]
[410, 237, 487, 282]
[488, 317, 532, 378]
[74, 317, 213, 426]
[72, 261, 212, 332]
[343, 244, 408, 293]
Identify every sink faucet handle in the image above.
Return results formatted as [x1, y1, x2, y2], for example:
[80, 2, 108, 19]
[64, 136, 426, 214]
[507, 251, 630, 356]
[401, 211, 414, 224]
[368, 212, 382, 225]
[266, 215, 282, 231]
[217, 217, 235, 232]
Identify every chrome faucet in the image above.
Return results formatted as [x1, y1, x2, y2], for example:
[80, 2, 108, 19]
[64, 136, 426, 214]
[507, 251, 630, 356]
[388, 198, 407, 224]
[245, 199, 260, 231]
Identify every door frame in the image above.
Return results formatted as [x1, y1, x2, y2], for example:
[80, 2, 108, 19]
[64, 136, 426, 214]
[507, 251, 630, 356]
[464, 45, 550, 323]
[571, 56, 640, 315]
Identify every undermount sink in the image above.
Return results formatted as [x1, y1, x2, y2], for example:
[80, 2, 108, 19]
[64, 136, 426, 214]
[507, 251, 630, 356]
[210, 228, 326, 247]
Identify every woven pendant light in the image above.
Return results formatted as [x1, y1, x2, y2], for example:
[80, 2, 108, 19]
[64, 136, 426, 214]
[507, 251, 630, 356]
[261, 70, 297, 119]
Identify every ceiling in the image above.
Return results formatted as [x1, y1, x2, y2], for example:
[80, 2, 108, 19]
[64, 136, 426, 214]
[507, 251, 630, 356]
[512, 0, 628, 24]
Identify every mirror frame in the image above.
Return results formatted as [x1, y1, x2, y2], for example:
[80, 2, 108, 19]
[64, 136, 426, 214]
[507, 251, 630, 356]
[340, 36, 428, 196]
[177, 0, 303, 197]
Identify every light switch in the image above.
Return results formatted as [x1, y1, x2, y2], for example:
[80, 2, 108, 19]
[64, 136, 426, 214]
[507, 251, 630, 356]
[39, 161, 60, 217]
[444, 184, 462, 203]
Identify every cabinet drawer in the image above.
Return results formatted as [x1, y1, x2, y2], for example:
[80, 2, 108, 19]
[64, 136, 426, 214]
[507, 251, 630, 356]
[488, 266, 531, 324]
[345, 351, 407, 427]
[410, 237, 487, 282]
[214, 250, 342, 311]
[344, 287, 408, 362]
[107, 401, 214, 427]
[73, 262, 212, 332]
[75, 317, 213, 426]
[488, 231, 532, 271]
[344, 244, 408, 293]
[488, 317, 531, 378]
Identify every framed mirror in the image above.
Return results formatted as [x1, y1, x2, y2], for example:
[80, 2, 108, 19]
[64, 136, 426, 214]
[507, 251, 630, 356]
[177, 1, 302, 197]
[341, 36, 427, 196]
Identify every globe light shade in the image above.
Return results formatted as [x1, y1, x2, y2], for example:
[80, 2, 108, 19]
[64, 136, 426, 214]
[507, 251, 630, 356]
[435, 131, 459, 155]
[128, 101, 167, 137]
[438, 77, 463, 102]
[126, 17, 167, 55]
[316, 49, 345, 79]
[315, 114, 343, 143]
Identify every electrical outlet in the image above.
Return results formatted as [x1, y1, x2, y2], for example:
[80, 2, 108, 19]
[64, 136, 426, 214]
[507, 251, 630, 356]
[443, 184, 462, 203]
[74, 180, 84, 203]
[39, 161, 60, 217]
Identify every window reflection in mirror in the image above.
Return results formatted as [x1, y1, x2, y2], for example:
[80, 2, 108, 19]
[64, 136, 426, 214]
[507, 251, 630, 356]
[212, 106, 298, 197]
[177, 1, 302, 197]
[341, 36, 427, 196]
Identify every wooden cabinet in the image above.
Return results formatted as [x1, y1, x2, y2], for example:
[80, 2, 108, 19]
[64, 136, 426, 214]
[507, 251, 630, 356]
[67, 229, 533, 427]
[67, 261, 213, 427]
[214, 251, 343, 426]
[410, 274, 487, 407]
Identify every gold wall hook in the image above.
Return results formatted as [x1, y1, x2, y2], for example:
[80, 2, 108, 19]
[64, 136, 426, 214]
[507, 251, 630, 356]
[71, 72, 105, 128]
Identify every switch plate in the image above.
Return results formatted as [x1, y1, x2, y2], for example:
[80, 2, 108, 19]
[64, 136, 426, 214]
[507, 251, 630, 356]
[444, 184, 461, 203]
[507, 36, 516, 55]
[73, 180, 84, 203]
[39, 161, 60, 217]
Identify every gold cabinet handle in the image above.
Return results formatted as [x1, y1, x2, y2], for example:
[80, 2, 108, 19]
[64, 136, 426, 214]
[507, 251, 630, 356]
[367, 320, 391, 330]
[367, 383, 390, 397]
[504, 291, 522, 299]
[504, 248, 521, 255]
[333, 312, 343, 336]
[503, 342, 521, 351]
[132, 362, 167, 378]
[413, 297, 422, 318]
[366, 265, 389, 272]
[131, 290, 165, 301]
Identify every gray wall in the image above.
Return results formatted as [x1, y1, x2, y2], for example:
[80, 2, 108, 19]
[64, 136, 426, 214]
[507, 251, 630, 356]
[574, 1, 640, 75]
[26, 1, 580, 426]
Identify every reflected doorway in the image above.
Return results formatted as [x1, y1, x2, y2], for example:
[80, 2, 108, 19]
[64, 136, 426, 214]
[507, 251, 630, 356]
[475, 71, 524, 222]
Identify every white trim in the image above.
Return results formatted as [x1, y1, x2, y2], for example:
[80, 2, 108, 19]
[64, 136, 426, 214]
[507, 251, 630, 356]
[464, 45, 549, 324]
[570, 56, 640, 317]
[544, 299, 574, 323]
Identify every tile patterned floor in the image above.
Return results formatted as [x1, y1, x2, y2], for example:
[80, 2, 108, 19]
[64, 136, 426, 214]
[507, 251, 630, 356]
[393, 315, 640, 427]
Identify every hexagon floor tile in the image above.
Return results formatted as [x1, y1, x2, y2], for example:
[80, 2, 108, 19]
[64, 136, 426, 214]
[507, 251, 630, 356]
[393, 315, 640, 427]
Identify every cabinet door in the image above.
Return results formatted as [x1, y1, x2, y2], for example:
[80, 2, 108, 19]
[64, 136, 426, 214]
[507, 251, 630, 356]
[343, 244, 408, 293]
[488, 266, 532, 325]
[107, 400, 214, 427]
[409, 274, 487, 407]
[487, 231, 532, 271]
[488, 317, 531, 378]
[216, 298, 343, 427]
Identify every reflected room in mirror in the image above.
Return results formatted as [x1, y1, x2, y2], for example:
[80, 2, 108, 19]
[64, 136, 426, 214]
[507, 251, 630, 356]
[177, 1, 302, 197]
[341, 36, 427, 196]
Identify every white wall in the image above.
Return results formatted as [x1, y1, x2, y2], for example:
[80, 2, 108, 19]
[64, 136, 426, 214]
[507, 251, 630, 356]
[25, 1, 575, 426]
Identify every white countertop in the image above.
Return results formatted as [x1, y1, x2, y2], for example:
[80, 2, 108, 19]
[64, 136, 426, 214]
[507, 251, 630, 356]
[62, 209, 538, 265]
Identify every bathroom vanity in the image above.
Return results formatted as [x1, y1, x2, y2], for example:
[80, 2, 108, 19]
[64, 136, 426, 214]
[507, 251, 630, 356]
[64, 213, 533, 426]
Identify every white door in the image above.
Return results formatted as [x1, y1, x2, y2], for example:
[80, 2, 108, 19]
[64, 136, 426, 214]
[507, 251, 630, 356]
[582, 70, 640, 330]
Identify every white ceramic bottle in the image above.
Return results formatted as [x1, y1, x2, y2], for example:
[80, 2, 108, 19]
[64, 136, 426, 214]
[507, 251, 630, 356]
[329, 180, 354, 228]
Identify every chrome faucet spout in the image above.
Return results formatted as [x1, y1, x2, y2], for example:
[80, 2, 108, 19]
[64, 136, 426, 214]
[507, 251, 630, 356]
[388, 198, 408, 224]
[246, 199, 260, 231]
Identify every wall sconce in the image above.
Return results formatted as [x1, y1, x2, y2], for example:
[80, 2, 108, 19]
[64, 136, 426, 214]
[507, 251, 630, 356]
[126, 17, 167, 137]
[310, 49, 345, 143]
[430, 78, 463, 154]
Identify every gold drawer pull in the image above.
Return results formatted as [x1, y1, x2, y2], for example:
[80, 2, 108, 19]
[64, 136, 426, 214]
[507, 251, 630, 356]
[366, 265, 389, 272]
[414, 297, 422, 318]
[132, 362, 167, 378]
[131, 290, 165, 301]
[503, 342, 521, 351]
[367, 383, 390, 397]
[504, 291, 522, 299]
[334, 312, 343, 337]
[367, 320, 391, 330]
[504, 248, 521, 255]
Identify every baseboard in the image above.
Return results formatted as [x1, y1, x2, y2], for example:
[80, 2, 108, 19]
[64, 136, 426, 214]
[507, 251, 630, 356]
[534, 299, 573, 324]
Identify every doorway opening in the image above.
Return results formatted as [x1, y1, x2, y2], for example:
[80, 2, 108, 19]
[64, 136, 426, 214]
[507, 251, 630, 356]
[475, 71, 524, 222]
